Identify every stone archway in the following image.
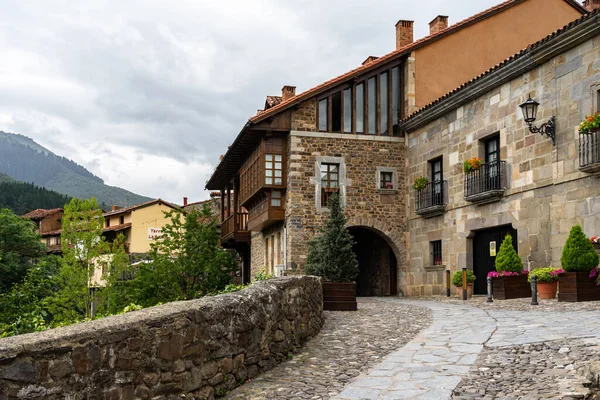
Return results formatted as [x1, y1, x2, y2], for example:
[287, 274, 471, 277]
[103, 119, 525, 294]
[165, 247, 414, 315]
[346, 218, 405, 296]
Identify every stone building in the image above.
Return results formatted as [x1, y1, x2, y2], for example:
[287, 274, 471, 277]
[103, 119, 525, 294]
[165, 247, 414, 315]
[206, 0, 587, 294]
[399, 9, 600, 296]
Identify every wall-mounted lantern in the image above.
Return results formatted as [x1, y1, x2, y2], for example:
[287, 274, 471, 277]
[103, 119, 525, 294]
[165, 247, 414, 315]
[519, 96, 556, 145]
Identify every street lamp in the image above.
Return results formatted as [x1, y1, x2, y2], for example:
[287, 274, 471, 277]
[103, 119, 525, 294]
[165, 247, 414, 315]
[519, 95, 556, 145]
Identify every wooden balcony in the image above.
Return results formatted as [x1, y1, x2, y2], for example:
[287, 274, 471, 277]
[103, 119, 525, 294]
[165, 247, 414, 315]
[247, 197, 285, 232]
[579, 130, 600, 173]
[221, 211, 250, 245]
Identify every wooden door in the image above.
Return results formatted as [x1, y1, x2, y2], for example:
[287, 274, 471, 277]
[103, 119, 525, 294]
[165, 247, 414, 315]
[473, 225, 518, 294]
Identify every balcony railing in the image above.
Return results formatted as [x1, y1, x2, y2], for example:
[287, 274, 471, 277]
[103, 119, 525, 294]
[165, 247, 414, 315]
[464, 160, 506, 204]
[415, 180, 448, 218]
[579, 130, 600, 173]
[221, 211, 249, 243]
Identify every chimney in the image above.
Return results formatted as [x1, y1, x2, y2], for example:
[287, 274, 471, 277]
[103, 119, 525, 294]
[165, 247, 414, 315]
[584, 0, 600, 11]
[183, 197, 188, 206]
[429, 15, 449, 35]
[362, 56, 379, 65]
[396, 20, 414, 50]
[282, 86, 296, 102]
[112, 205, 120, 211]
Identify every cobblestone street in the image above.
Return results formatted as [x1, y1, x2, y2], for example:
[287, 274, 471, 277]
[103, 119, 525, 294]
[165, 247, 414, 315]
[225, 298, 432, 400]
[226, 296, 600, 400]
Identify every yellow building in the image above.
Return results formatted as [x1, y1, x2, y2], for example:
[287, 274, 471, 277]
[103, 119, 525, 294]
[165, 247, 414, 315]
[102, 199, 179, 254]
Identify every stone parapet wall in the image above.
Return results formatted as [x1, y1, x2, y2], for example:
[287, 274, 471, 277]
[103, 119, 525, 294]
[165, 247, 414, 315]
[0, 276, 324, 400]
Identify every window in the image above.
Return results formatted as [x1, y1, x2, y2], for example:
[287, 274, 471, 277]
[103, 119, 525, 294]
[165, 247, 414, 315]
[368, 77, 376, 134]
[332, 92, 342, 132]
[320, 163, 339, 207]
[392, 66, 401, 127]
[343, 88, 352, 133]
[105, 219, 110, 228]
[431, 240, 442, 265]
[356, 84, 364, 133]
[380, 171, 394, 189]
[46, 238, 51, 246]
[596, 89, 600, 113]
[318, 99, 328, 131]
[430, 157, 443, 197]
[485, 136, 500, 164]
[380, 72, 388, 135]
[120, 215, 125, 225]
[271, 190, 282, 207]
[265, 154, 283, 185]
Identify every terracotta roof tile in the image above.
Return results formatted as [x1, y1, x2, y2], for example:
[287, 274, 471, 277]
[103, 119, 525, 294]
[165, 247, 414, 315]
[41, 228, 62, 237]
[103, 222, 132, 233]
[102, 199, 178, 217]
[265, 96, 282, 109]
[22, 208, 63, 220]
[401, 8, 598, 124]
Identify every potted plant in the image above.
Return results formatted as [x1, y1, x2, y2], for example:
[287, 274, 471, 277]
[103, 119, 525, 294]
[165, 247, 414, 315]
[305, 193, 359, 311]
[412, 176, 429, 191]
[558, 225, 600, 302]
[463, 157, 482, 173]
[489, 234, 531, 300]
[528, 267, 563, 299]
[452, 270, 476, 298]
[578, 112, 600, 134]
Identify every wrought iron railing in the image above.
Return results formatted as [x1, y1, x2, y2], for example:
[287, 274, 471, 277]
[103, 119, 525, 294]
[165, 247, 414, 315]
[415, 180, 448, 212]
[579, 130, 600, 170]
[464, 161, 506, 199]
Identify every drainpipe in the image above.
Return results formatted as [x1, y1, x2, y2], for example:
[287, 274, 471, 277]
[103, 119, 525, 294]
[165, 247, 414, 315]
[283, 224, 287, 276]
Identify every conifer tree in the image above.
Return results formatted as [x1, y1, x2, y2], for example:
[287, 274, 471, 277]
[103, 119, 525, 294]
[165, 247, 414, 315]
[305, 194, 358, 282]
[495, 234, 523, 273]
[561, 224, 599, 272]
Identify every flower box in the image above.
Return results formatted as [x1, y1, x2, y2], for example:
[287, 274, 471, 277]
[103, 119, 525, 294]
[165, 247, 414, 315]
[492, 274, 532, 300]
[322, 282, 357, 311]
[557, 272, 600, 302]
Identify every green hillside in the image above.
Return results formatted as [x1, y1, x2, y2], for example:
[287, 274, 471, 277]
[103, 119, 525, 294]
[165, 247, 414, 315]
[0, 131, 152, 207]
[0, 180, 72, 215]
[0, 172, 15, 184]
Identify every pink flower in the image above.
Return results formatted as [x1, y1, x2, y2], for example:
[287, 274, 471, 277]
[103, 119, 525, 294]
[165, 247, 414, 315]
[487, 270, 528, 279]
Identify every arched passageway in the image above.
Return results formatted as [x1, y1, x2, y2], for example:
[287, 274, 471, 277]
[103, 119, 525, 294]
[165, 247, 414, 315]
[348, 227, 398, 296]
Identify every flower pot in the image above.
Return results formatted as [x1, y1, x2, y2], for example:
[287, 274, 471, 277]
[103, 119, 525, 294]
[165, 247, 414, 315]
[455, 284, 473, 298]
[537, 281, 558, 299]
[492, 275, 532, 300]
[322, 282, 357, 311]
[558, 271, 600, 302]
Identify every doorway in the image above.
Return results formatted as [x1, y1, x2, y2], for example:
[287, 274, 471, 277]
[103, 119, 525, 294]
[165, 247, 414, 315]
[473, 225, 518, 294]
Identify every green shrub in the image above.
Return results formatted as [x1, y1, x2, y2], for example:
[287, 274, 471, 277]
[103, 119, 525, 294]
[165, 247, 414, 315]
[451, 270, 476, 287]
[495, 234, 523, 273]
[527, 267, 563, 283]
[561, 225, 599, 272]
[305, 194, 359, 283]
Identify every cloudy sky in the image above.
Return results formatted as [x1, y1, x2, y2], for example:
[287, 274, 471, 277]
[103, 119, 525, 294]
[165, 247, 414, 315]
[0, 0, 501, 204]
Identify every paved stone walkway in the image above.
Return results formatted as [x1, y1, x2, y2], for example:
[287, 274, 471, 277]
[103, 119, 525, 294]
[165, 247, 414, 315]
[336, 299, 600, 400]
[224, 298, 432, 400]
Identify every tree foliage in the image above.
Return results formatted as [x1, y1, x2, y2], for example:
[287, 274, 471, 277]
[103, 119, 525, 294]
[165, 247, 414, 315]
[0, 181, 72, 215]
[122, 205, 237, 307]
[0, 208, 47, 293]
[495, 234, 523, 273]
[561, 224, 599, 272]
[305, 194, 359, 282]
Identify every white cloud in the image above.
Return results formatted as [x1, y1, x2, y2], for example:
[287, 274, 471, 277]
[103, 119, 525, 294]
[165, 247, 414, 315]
[0, 0, 500, 203]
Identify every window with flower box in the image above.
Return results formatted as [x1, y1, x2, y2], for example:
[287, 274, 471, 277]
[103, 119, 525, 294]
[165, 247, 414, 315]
[431, 240, 442, 266]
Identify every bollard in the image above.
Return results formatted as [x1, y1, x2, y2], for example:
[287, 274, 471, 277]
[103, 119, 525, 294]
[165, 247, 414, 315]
[446, 270, 451, 297]
[462, 267, 468, 301]
[486, 276, 493, 303]
[531, 274, 539, 305]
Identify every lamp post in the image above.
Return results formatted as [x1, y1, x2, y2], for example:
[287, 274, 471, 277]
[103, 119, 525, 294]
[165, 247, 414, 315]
[519, 96, 556, 145]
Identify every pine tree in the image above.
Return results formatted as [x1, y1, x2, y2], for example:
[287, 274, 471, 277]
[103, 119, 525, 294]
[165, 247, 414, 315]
[561, 224, 599, 272]
[305, 194, 359, 282]
[495, 234, 523, 273]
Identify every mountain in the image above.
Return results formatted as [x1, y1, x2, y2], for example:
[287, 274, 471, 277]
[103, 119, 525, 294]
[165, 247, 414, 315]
[0, 172, 15, 184]
[0, 181, 72, 215]
[0, 131, 153, 207]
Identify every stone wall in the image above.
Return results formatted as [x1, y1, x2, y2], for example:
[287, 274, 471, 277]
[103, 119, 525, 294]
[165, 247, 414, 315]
[284, 130, 408, 295]
[0, 276, 323, 400]
[406, 35, 600, 296]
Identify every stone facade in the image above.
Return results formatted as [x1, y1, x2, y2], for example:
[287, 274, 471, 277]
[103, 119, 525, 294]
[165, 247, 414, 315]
[0, 277, 323, 400]
[405, 34, 600, 296]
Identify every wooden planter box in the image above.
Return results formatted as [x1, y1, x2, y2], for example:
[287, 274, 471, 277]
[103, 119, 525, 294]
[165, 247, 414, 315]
[323, 282, 357, 311]
[558, 271, 600, 302]
[492, 274, 532, 300]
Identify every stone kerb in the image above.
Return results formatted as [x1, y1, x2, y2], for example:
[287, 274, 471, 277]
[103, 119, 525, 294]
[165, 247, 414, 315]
[0, 276, 324, 400]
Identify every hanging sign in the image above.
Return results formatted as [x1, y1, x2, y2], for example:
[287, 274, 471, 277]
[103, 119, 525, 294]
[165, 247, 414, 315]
[489, 241, 497, 257]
